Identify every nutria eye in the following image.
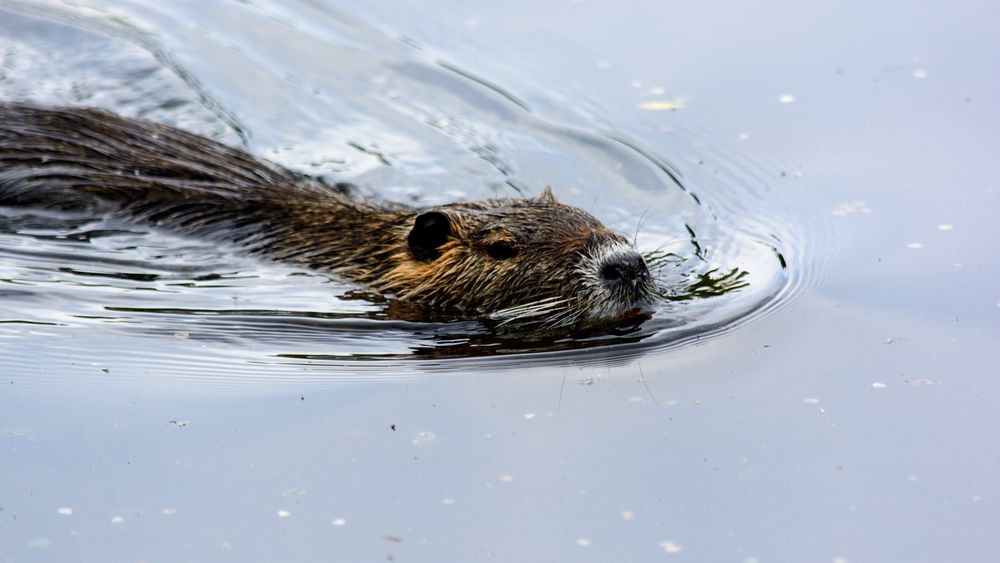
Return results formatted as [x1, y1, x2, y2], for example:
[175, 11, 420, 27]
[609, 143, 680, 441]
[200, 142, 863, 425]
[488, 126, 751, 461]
[486, 241, 518, 260]
[408, 211, 451, 261]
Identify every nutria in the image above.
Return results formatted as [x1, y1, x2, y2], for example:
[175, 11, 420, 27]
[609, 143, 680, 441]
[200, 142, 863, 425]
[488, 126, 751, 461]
[0, 102, 656, 329]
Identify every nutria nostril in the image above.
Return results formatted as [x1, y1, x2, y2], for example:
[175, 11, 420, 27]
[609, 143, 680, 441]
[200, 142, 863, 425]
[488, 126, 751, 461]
[601, 263, 624, 282]
[599, 252, 650, 285]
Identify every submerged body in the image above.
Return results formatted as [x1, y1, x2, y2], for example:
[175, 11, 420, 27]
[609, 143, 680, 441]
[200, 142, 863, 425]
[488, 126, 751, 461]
[0, 102, 655, 329]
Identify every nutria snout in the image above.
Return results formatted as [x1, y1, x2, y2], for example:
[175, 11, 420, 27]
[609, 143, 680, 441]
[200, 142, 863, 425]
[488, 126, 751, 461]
[0, 102, 658, 330]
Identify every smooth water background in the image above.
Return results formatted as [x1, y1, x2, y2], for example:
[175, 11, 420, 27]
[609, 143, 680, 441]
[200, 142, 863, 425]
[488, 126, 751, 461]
[1, 0, 998, 561]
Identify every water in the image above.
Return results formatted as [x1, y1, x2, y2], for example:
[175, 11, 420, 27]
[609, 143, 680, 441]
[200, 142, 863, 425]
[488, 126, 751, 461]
[1, 0, 998, 561]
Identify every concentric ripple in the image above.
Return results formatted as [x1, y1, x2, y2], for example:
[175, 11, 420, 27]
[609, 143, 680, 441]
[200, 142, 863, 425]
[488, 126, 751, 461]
[0, 1, 827, 384]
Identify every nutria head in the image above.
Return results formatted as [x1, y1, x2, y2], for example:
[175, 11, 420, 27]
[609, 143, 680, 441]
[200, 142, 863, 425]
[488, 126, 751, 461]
[373, 188, 657, 329]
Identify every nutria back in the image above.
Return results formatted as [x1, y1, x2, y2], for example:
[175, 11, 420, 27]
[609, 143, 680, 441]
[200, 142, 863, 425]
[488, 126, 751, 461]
[0, 102, 656, 329]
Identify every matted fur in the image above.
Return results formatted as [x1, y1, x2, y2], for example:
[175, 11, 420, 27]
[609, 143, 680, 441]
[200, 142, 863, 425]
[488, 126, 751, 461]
[0, 102, 655, 328]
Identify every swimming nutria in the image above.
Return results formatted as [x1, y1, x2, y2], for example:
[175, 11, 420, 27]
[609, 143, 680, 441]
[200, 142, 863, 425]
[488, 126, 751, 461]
[0, 102, 656, 329]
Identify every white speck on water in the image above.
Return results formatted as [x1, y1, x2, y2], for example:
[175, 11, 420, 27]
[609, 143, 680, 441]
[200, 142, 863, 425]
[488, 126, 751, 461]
[168, 419, 191, 428]
[499, 474, 514, 482]
[910, 378, 937, 386]
[804, 397, 820, 404]
[56, 507, 73, 516]
[913, 69, 928, 78]
[464, 18, 480, 27]
[596, 60, 611, 69]
[523, 412, 537, 420]
[778, 93, 796, 103]
[27, 538, 51, 549]
[744, 558, 759, 563]
[630, 79, 643, 88]
[576, 538, 592, 547]
[638, 99, 686, 111]
[277, 509, 291, 518]
[621, 510, 636, 521]
[937, 223, 954, 231]
[872, 382, 887, 389]
[441, 497, 456, 506]
[972, 495, 983, 502]
[332, 518, 347, 526]
[833, 557, 850, 563]
[832, 201, 871, 215]
[648, 86, 666, 95]
[906, 242, 924, 249]
[627, 396, 644, 403]
[659, 540, 683, 554]
[174, 331, 190, 339]
[738, 132, 750, 141]
[411, 431, 437, 446]
[110, 515, 124, 524]
[162, 508, 177, 516]
[908, 475, 920, 482]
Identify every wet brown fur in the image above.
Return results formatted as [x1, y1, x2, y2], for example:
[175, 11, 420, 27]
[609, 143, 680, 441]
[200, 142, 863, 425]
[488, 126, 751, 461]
[0, 102, 653, 325]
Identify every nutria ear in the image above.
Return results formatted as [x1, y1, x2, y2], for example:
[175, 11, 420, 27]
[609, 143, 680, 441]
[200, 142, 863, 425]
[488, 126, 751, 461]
[407, 211, 452, 261]
[536, 186, 557, 204]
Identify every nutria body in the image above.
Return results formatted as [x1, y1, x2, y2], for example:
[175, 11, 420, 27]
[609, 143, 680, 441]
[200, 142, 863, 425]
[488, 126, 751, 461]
[0, 102, 655, 328]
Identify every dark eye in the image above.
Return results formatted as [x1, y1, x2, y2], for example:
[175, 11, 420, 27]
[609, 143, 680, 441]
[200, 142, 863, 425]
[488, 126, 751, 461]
[486, 241, 518, 260]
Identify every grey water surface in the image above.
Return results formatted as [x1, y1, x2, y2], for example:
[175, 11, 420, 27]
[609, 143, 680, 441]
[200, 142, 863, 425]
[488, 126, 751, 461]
[1, 0, 998, 562]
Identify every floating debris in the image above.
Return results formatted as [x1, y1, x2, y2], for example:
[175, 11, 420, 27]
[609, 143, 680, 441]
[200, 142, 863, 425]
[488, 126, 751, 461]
[638, 100, 686, 111]
[411, 431, 437, 447]
[659, 540, 683, 554]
